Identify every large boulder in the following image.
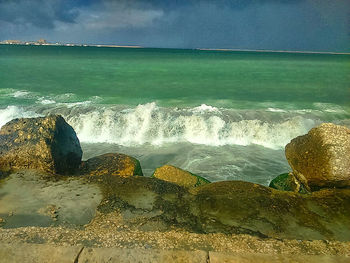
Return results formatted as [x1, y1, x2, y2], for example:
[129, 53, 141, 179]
[0, 115, 82, 175]
[152, 165, 210, 188]
[285, 123, 350, 189]
[80, 153, 143, 177]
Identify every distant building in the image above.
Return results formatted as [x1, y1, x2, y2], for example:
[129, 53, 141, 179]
[37, 39, 47, 44]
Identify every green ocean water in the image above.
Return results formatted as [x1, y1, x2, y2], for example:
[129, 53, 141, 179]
[0, 44, 349, 184]
[0, 45, 349, 108]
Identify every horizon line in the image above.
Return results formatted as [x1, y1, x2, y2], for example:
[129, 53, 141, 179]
[1, 41, 349, 55]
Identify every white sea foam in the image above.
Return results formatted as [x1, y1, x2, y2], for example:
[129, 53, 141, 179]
[0, 106, 40, 128]
[65, 102, 317, 149]
[12, 90, 32, 98]
[38, 98, 56, 105]
[266, 107, 287, 113]
[191, 104, 219, 113]
[0, 103, 327, 149]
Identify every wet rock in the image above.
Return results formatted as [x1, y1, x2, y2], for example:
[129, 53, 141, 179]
[0, 115, 82, 175]
[38, 204, 60, 221]
[95, 176, 350, 241]
[285, 123, 350, 189]
[152, 165, 210, 188]
[269, 173, 309, 194]
[80, 153, 143, 177]
[192, 181, 350, 240]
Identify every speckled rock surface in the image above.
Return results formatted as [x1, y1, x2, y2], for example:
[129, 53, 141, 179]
[285, 123, 350, 189]
[80, 153, 143, 177]
[0, 115, 82, 175]
[152, 165, 210, 188]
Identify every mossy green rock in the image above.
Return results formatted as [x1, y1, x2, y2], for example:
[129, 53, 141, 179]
[269, 173, 309, 194]
[152, 165, 210, 188]
[80, 153, 143, 177]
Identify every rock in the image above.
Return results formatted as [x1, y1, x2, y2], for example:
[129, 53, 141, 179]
[269, 172, 309, 194]
[96, 175, 350, 241]
[192, 181, 350, 240]
[80, 153, 143, 177]
[285, 123, 350, 189]
[152, 165, 210, 188]
[0, 115, 82, 175]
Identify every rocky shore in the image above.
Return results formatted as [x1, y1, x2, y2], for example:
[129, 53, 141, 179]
[0, 115, 349, 262]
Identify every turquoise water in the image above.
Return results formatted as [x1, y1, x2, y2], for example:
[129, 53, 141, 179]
[0, 45, 349, 184]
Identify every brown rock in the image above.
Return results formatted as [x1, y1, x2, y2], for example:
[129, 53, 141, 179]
[0, 115, 82, 175]
[80, 153, 143, 177]
[96, 175, 350, 241]
[152, 165, 210, 188]
[285, 123, 350, 189]
[192, 181, 350, 241]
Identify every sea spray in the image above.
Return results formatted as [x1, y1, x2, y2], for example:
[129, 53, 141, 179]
[2, 101, 349, 152]
[0, 106, 39, 128]
[0, 102, 321, 149]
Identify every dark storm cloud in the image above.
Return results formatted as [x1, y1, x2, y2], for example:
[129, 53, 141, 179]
[0, 0, 304, 29]
[0, 0, 88, 28]
[0, 0, 349, 52]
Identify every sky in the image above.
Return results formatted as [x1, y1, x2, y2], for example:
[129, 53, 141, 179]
[0, 0, 349, 52]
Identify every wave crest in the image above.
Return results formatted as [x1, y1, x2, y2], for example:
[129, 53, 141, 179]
[65, 102, 316, 149]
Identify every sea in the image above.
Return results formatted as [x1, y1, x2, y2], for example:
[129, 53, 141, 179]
[0, 45, 349, 185]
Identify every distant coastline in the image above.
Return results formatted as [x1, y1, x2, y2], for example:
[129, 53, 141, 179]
[1, 39, 349, 55]
[0, 39, 142, 49]
[197, 48, 350, 55]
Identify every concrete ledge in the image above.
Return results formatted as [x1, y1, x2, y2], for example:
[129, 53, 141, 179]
[0, 243, 349, 263]
[0, 243, 83, 263]
[209, 251, 350, 263]
[79, 247, 208, 263]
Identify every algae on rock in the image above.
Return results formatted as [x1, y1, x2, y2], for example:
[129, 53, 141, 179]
[80, 153, 143, 177]
[269, 173, 309, 194]
[152, 165, 210, 188]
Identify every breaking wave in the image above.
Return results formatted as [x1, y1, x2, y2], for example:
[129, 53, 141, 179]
[66, 103, 317, 148]
[0, 102, 330, 149]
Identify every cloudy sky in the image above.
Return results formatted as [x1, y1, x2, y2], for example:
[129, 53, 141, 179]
[0, 0, 349, 52]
